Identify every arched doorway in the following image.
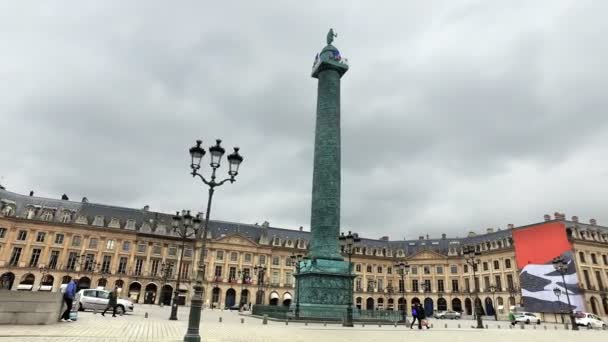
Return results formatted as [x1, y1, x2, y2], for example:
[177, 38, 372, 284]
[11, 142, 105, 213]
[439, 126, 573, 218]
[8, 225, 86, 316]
[475, 297, 485, 315]
[398, 298, 406, 312]
[590, 296, 599, 315]
[269, 291, 279, 306]
[485, 297, 495, 316]
[61, 275, 72, 284]
[18, 273, 35, 291]
[144, 283, 157, 304]
[115, 279, 124, 289]
[1, 272, 15, 290]
[366, 297, 374, 310]
[497, 297, 504, 314]
[388, 298, 394, 310]
[282, 292, 292, 306]
[602, 297, 608, 315]
[465, 298, 472, 315]
[40, 274, 54, 291]
[424, 297, 434, 316]
[97, 278, 107, 289]
[377, 298, 384, 310]
[161, 285, 173, 306]
[508, 296, 516, 307]
[240, 289, 249, 307]
[411, 297, 420, 306]
[452, 298, 462, 312]
[437, 297, 447, 311]
[78, 276, 91, 291]
[212, 287, 221, 308]
[225, 288, 236, 308]
[128, 282, 142, 303]
[255, 290, 265, 305]
[356, 297, 362, 310]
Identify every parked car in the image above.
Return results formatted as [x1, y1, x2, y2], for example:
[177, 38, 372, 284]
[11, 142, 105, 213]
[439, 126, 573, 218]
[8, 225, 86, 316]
[434, 310, 461, 319]
[513, 312, 541, 324]
[575, 312, 607, 329]
[75, 289, 134, 314]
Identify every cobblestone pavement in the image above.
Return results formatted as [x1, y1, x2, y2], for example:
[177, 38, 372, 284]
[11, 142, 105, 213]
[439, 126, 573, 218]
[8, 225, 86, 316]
[0, 305, 606, 342]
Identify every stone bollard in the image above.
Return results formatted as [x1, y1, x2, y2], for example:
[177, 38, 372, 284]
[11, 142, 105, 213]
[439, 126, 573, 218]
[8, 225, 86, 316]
[458, 323, 461, 328]
[144, 312, 148, 319]
[362, 324, 365, 327]
[564, 323, 569, 330]
[509, 324, 513, 329]
[533, 325, 536, 330]
[485, 324, 488, 329]
[219, 317, 222, 323]
[544, 325, 547, 330]
[263, 315, 268, 325]
[324, 322, 327, 327]
[241, 318, 244, 324]
[285, 320, 289, 325]
[305, 322, 308, 326]
[445, 324, 448, 328]
[378, 324, 381, 327]
[498, 325, 500, 329]
[520, 322, 525, 329]
[554, 325, 557, 330]
[394, 323, 397, 328]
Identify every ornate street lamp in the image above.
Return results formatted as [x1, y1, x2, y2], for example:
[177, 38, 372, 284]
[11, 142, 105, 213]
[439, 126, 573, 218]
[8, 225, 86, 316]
[289, 254, 305, 319]
[184, 139, 243, 342]
[463, 245, 484, 329]
[254, 264, 268, 305]
[553, 287, 563, 323]
[394, 260, 410, 323]
[552, 256, 578, 330]
[339, 231, 360, 327]
[169, 210, 202, 321]
[488, 284, 498, 321]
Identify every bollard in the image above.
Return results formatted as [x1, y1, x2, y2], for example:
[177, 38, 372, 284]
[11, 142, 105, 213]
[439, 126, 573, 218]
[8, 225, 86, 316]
[324, 322, 327, 327]
[144, 312, 148, 319]
[458, 323, 461, 328]
[219, 317, 222, 323]
[241, 318, 244, 324]
[263, 315, 268, 325]
[485, 324, 488, 329]
[509, 324, 513, 329]
[285, 320, 288, 325]
[544, 325, 547, 330]
[520, 322, 525, 329]
[378, 324, 381, 327]
[305, 322, 308, 326]
[498, 325, 500, 329]
[431, 323, 434, 328]
[533, 325, 536, 330]
[445, 324, 447, 328]
[362, 324, 365, 327]
[394, 323, 397, 328]
[554, 325, 557, 330]
[564, 323, 569, 330]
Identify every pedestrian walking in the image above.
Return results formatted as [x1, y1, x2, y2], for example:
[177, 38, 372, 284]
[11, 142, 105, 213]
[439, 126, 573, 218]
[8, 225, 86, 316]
[61, 279, 77, 322]
[102, 286, 119, 317]
[509, 311, 516, 326]
[410, 304, 422, 329]
[419, 305, 430, 329]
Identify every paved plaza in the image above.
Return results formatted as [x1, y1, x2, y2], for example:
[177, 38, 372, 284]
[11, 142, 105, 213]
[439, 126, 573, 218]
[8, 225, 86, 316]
[0, 305, 606, 342]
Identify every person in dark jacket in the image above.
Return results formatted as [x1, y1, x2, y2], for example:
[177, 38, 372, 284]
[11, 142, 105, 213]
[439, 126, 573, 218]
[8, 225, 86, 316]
[410, 304, 422, 329]
[102, 286, 119, 317]
[61, 279, 78, 322]
[419, 305, 430, 329]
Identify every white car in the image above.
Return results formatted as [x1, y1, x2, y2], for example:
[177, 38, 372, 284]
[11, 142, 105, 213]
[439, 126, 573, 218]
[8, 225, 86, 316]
[514, 312, 541, 324]
[434, 310, 461, 319]
[575, 312, 607, 329]
[75, 289, 134, 314]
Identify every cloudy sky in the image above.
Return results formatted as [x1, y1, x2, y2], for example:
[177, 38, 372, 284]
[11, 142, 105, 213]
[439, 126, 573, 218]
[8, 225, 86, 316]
[2, 1, 607, 240]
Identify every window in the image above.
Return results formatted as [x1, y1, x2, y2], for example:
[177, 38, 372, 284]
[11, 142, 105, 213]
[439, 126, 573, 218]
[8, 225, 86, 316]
[482, 262, 488, 271]
[474, 277, 480, 291]
[137, 243, 146, 253]
[366, 265, 372, 273]
[465, 278, 470, 292]
[452, 279, 459, 292]
[48, 251, 60, 269]
[483, 276, 490, 290]
[493, 260, 500, 270]
[356, 278, 363, 291]
[377, 266, 383, 274]
[36, 232, 46, 242]
[398, 279, 404, 292]
[244, 253, 252, 263]
[412, 279, 419, 292]
[596, 271, 604, 290]
[387, 267, 392, 274]
[285, 257, 292, 267]
[506, 274, 514, 289]
[216, 251, 224, 261]
[285, 271, 292, 286]
[423, 266, 430, 274]
[61, 211, 71, 223]
[450, 265, 458, 274]
[411, 266, 418, 275]
[153, 245, 161, 255]
[67, 252, 78, 271]
[579, 252, 586, 263]
[105, 239, 115, 250]
[181, 263, 190, 279]
[134, 258, 144, 276]
[258, 255, 266, 265]
[473, 264, 478, 272]
[505, 259, 511, 269]
[83, 254, 95, 271]
[230, 252, 238, 262]
[603, 255, 608, 266]
[28, 248, 41, 267]
[271, 271, 279, 285]
[356, 264, 361, 272]
[185, 248, 192, 257]
[168, 246, 177, 256]
[0, 227, 6, 238]
[495, 275, 502, 290]
[436, 266, 443, 274]
[214, 266, 222, 277]
[229, 267, 237, 281]
[41, 211, 53, 221]
[591, 253, 597, 264]
[9, 247, 22, 266]
[72, 236, 81, 247]
[101, 255, 111, 273]
[118, 257, 128, 274]
[424, 279, 432, 292]
[437, 279, 444, 292]
[151, 259, 160, 277]
[17, 230, 27, 241]
[463, 264, 468, 273]
[583, 270, 592, 289]
[122, 241, 131, 252]
[377, 278, 384, 291]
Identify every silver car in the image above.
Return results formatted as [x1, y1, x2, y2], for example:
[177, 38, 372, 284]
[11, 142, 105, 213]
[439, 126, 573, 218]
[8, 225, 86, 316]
[434, 310, 461, 319]
[75, 289, 134, 314]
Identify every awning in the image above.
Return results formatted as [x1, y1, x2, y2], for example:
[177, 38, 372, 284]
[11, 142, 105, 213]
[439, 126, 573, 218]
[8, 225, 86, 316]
[283, 293, 292, 300]
[97, 286, 106, 290]
[17, 284, 33, 291]
[39, 285, 53, 291]
[179, 284, 188, 291]
[497, 305, 504, 310]
[270, 292, 279, 299]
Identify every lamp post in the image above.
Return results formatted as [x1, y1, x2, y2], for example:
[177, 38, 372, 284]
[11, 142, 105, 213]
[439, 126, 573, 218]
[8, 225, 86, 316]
[339, 231, 360, 327]
[463, 245, 484, 329]
[553, 287, 563, 323]
[552, 256, 578, 330]
[237, 268, 250, 311]
[394, 260, 410, 323]
[158, 262, 172, 307]
[170, 210, 202, 321]
[184, 139, 243, 342]
[254, 264, 268, 305]
[488, 284, 498, 321]
[289, 254, 305, 319]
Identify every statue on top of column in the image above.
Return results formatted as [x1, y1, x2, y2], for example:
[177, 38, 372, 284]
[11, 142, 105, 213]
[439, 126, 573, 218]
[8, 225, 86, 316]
[326, 28, 337, 45]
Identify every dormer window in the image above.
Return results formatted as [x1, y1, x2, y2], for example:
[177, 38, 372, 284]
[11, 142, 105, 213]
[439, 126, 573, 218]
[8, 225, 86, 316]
[1, 203, 15, 217]
[40, 210, 54, 221]
[26, 207, 36, 219]
[60, 211, 72, 223]
[108, 218, 121, 228]
[286, 240, 293, 247]
[93, 215, 104, 226]
[126, 219, 136, 230]
[75, 215, 88, 225]
[272, 237, 281, 246]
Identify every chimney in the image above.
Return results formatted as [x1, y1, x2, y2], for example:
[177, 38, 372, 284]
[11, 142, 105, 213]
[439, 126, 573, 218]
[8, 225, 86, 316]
[29, 190, 34, 196]
[486, 228, 494, 234]
[571, 216, 578, 223]
[418, 236, 424, 240]
[543, 214, 551, 222]
[507, 223, 514, 229]
[61, 194, 69, 200]
[380, 236, 389, 241]
[590, 218, 597, 225]
[143, 205, 150, 211]
[441, 233, 446, 239]
[261, 221, 269, 228]
[467, 231, 476, 237]
[81, 197, 89, 203]
[299, 226, 303, 231]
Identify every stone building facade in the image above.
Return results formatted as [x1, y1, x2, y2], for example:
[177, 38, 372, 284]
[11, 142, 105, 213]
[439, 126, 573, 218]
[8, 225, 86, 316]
[0, 188, 607, 319]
